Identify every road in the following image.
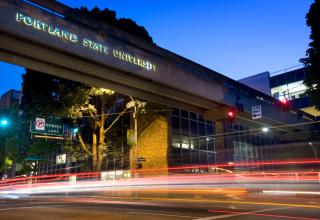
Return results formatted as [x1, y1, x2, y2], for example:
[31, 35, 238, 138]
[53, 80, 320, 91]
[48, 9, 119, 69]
[0, 194, 319, 220]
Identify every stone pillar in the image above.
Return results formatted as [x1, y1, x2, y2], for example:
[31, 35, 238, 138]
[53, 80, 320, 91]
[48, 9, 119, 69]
[130, 116, 169, 175]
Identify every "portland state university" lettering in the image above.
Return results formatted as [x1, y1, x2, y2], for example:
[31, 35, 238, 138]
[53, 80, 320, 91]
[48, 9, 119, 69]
[15, 12, 156, 72]
[16, 12, 78, 43]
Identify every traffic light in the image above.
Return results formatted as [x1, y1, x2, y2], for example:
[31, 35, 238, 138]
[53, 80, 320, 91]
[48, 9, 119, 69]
[227, 108, 236, 121]
[280, 98, 290, 111]
[203, 106, 237, 121]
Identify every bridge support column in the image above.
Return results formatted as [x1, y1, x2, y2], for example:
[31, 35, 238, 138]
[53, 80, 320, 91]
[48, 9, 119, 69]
[130, 116, 169, 176]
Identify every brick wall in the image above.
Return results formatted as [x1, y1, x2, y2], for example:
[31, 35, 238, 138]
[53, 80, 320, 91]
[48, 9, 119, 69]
[130, 116, 169, 174]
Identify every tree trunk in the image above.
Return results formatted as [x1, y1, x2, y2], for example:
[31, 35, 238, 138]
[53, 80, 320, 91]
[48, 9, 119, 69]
[92, 132, 98, 171]
[97, 95, 106, 171]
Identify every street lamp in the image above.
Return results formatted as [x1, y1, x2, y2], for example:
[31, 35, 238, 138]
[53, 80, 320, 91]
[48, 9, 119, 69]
[126, 96, 146, 174]
[0, 118, 9, 127]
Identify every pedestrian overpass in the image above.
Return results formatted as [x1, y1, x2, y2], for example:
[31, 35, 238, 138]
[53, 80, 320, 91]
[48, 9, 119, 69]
[0, 0, 314, 130]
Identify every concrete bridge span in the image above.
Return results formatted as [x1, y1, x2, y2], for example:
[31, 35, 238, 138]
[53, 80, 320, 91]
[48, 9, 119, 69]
[0, 0, 314, 130]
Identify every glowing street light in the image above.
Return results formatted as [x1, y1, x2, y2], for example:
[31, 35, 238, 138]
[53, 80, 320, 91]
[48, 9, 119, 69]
[72, 128, 79, 134]
[262, 127, 269, 132]
[0, 118, 9, 127]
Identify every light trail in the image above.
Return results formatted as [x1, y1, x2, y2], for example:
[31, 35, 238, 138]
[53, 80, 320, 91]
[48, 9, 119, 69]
[49, 196, 320, 210]
[208, 209, 320, 220]
[263, 190, 320, 195]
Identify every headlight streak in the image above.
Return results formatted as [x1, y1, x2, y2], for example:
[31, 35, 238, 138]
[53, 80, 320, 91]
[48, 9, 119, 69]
[0, 158, 319, 201]
[208, 209, 319, 220]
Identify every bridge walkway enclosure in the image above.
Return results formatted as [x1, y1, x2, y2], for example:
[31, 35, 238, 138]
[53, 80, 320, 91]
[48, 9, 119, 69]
[0, 0, 313, 131]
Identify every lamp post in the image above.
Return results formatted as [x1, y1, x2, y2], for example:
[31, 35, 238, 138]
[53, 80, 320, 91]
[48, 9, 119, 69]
[0, 118, 9, 178]
[126, 97, 139, 175]
[126, 96, 146, 176]
[133, 104, 138, 172]
[0, 118, 9, 127]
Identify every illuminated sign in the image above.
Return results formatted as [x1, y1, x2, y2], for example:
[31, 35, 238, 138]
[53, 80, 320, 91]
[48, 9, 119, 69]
[16, 12, 78, 43]
[15, 12, 156, 72]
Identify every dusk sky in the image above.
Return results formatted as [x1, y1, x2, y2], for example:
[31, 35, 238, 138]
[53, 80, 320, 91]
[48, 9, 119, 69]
[0, 0, 313, 95]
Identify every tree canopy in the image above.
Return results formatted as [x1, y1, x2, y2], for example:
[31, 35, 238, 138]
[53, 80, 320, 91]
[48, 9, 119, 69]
[300, 0, 320, 110]
[73, 6, 153, 43]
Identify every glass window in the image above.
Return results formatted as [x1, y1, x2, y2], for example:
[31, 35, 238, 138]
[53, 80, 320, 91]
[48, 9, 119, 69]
[181, 118, 189, 134]
[181, 135, 190, 149]
[198, 122, 205, 136]
[172, 108, 180, 117]
[181, 110, 189, 118]
[190, 120, 198, 135]
[170, 148, 181, 165]
[207, 138, 215, 152]
[207, 153, 215, 164]
[190, 112, 197, 121]
[182, 149, 191, 164]
[198, 137, 207, 151]
[190, 136, 198, 150]
[198, 114, 205, 122]
[206, 124, 214, 136]
[172, 116, 180, 131]
[172, 140, 181, 148]
[191, 150, 199, 164]
[199, 152, 207, 164]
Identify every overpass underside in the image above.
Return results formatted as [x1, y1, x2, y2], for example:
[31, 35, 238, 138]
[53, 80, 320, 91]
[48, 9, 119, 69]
[0, 33, 216, 114]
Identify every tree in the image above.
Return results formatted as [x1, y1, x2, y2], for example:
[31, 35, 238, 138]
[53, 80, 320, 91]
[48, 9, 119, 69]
[21, 70, 132, 171]
[27, 139, 58, 156]
[72, 7, 153, 43]
[74, 88, 131, 171]
[300, 0, 320, 110]
[0, 108, 25, 177]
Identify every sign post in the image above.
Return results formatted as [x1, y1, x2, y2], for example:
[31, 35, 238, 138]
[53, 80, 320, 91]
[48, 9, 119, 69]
[252, 105, 262, 120]
[56, 154, 66, 165]
[30, 118, 64, 136]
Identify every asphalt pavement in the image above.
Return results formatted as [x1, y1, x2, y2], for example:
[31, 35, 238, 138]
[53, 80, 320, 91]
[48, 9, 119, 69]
[0, 193, 320, 220]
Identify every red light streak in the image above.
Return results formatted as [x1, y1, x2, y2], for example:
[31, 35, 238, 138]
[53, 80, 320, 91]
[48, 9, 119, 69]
[208, 209, 319, 220]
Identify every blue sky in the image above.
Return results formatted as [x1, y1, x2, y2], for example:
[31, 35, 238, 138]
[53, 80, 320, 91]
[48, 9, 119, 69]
[0, 0, 313, 95]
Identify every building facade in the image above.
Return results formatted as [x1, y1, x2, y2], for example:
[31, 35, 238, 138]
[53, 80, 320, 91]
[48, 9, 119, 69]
[0, 89, 21, 110]
[240, 67, 319, 117]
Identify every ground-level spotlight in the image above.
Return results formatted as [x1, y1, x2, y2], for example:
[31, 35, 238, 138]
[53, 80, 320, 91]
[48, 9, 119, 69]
[262, 127, 269, 132]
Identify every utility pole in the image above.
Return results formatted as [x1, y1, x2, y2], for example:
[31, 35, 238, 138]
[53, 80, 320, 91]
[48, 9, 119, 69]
[126, 96, 145, 177]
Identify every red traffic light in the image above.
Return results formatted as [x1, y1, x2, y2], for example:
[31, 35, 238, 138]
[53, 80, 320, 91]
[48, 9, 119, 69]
[280, 98, 290, 111]
[227, 108, 236, 121]
[280, 98, 288, 105]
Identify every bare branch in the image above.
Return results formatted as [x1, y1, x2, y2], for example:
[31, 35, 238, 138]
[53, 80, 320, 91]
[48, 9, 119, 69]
[104, 107, 128, 134]
[89, 110, 100, 128]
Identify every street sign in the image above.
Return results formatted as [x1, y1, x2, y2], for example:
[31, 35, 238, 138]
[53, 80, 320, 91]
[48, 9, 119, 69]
[137, 157, 146, 162]
[35, 118, 45, 130]
[30, 118, 64, 136]
[252, 105, 262, 120]
[56, 154, 66, 165]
